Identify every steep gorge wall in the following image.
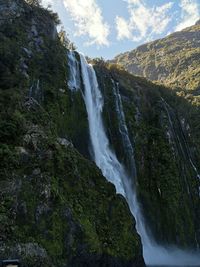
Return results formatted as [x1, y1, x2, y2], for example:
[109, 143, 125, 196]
[1, 0, 200, 265]
[0, 1, 144, 266]
[63, 48, 200, 250]
[94, 63, 200, 249]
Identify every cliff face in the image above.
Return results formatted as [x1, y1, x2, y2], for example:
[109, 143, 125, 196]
[1, 0, 200, 266]
[93, 63, 200, 248]
[113, 22, 200, 91]
[0, 1, 144, 266]
[110, 21, 200, 247]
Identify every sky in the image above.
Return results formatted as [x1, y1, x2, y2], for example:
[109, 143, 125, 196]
[41, 0, 200, 59]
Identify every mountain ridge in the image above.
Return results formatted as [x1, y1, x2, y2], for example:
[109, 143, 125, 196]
[113, 20, 200, 91]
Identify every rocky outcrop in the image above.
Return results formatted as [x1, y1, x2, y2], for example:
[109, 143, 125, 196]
[0, 124, 145, 267]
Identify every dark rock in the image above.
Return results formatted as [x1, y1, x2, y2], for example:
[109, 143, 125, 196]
[31, 24, 38, 37]
[23, 125, 46, 151]
[0, 0, 24, 25]
[22, 47, 33, 58]
[35, 203, 51, 222]
[16, 147, 30, 163]
[17, 201, 27, 216]
[68, 253, 145, 267]
[57, 137, 73, 148]
[0, 243, 50, 267]
[32, 168, 41, 176]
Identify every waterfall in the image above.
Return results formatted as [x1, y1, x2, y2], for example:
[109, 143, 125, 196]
[161, 98, 200, 249]
[161, 98, 200, 194]
[29, 79, 43, 102]
[67, 50, 81, 91]
[112, 81, 200, 265]
[112, 79, 137, 180]
[68, 51, 200, 265]
[79, 54, 125, 195]
[111, 79, 157, 256]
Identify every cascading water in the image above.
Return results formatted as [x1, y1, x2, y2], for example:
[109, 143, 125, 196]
[67, 50, 81, 91]
[110, 79, 200, 266]
[112, 79, 137, 180]
[161, 97, 200, 187]
[68, 51, 200, 265]
[79, 54, 125, 196]
[161, 98, 200, 249]
[29, 79, 43, 102]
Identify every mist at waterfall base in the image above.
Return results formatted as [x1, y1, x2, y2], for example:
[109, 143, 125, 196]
[67, 51, 200, 266]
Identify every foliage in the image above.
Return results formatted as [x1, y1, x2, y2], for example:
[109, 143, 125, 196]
[95, 63, 200, 248]
[0, 1, 143, 266]
[25, 0, 42, 6]
[114, 23, 200, 91]
[58, 27, 76, 49]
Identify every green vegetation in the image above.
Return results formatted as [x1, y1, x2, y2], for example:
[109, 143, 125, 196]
[0, 1, 143, 266]
[1, 0, 199, 265]
[94, 62, 200, 248]
[113, 22, 200, 91]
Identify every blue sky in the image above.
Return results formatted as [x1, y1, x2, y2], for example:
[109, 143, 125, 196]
[42, 0, 200, 59]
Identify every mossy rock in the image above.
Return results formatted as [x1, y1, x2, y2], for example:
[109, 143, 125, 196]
[0, 1, 144, 266]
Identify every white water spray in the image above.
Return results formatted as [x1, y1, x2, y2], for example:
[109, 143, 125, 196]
[111, 78, 200, 266]
[68, 51, 200, 265]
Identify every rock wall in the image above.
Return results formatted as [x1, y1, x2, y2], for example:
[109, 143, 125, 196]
[0, 1, 144, 266]
[94, 63, 200, 249]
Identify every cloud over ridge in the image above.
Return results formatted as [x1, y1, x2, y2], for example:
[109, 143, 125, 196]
[63, 0, 110, 46]
[116, 0, 174, 42]
[176, 0, 200, 31]
[41, 0, 200, 51]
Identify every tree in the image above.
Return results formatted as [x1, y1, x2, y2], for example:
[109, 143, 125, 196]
[48, 9, 61, 25]
[25, 0, 42, 6]
[58, 27, 76, 50]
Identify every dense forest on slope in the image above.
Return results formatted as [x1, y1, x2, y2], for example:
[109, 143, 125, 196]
[113, 20, 200, 91]
[0, 0, 200, 266]
[93, 61, 200, 248]
[0, 1, 144, 266]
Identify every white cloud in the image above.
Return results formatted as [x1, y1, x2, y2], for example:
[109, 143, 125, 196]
[126, 0, 141, 4]
[116, 0, 173, 42]
[41, 0, 54, 7]
[176, 0, 200, 31]
[116, 16, 132, 40]
[62, 0, 110, 46]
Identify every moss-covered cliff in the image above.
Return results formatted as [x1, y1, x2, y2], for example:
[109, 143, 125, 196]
[110, 20, 200, 246]
[1, 0, 200, 265]
[0, 1, 144, 266]
[93, 62, 200, 249]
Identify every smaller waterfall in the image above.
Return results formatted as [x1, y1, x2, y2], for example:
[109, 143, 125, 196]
[29, 79, 43, 102]
[112, 79, 137, 180]
[111, 80, 155, 255]
[161, 98, 200, 249]
[67, 50, 81, 91]
[161, 98, 200, 191]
